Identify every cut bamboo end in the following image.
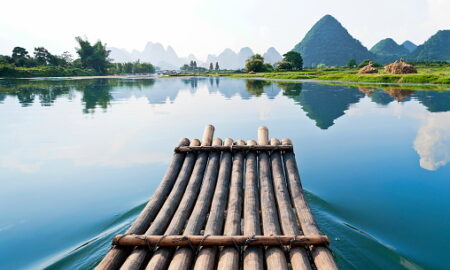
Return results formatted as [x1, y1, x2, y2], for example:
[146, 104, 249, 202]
[235, 139, 246, 146]
[270, 138, 281, 146]
[281, 138, 292, 145]
[223, 138, 233, 147]
[201, 125, 215, 146]
[257, 126, 269, 145]
[190, 139, 201, 147]
[178, 138, 191, 146]
[246, 139, 257, 146]
[212, 137, 222, 147]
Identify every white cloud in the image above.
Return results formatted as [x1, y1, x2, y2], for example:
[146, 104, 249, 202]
[414, 112, 450, 171]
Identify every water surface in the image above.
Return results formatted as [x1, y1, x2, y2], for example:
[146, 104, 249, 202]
[0, 77, 449, 269]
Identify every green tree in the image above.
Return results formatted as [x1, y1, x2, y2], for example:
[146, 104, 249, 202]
[245, 54, 267, 72]
[0, 55, 13, 65]
[209, 62, 213, 71]
[181, 64, 190, 71]
[215, 62, 219, 71]
[275, 61, 293, 71]
[357, 59, 381, 68]
[75, 37, 111, 74]
[60, 51, 73, 66]
[34, 47, 57, 66]
[282, 51, 303, 70]
[347, 58, 356, 68]
[12, 47, 34, 67]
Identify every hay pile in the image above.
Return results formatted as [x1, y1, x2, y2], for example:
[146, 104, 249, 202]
[384, 89, 415, 101]
[358, 62, 378, 74]
[384, 59, 417, 74]
[358, 87, 376, 96]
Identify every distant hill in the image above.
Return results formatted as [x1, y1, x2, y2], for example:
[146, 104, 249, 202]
[370, 38, 409, 63]
[263, 47, 283, 65]
[401, 41, 417, 53]
[292, 15, 373, 67]
[109, 42, 183, 70]
[408, 30, 450, 62]
[109, 44, 280, 70]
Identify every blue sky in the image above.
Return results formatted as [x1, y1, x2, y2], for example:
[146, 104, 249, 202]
[0, 0, 449, 60]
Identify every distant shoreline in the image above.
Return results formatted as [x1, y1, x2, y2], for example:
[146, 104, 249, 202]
[1, 70, 449, 90]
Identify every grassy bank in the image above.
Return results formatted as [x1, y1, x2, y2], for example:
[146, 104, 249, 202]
[0, 64, 97, 78]
[229, 65, 450, 84]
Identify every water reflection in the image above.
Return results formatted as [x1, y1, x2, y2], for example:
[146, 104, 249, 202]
[414, 112, 450, 170]
[1, 77, 450, 121]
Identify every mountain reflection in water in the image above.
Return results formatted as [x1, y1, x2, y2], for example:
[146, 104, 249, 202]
[1, 78, 450, 128]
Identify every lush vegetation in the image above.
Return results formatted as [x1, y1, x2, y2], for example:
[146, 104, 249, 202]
[109, 61, 155, 74]
[180, 60, 219, 72]
[0, 37, 155, 78]
[275, 51, 303, 71]
[370, 38, 410, 63]
[245, 54, 273, 72]
[230, 63, 450, 85]
[408, 30, 450, 62]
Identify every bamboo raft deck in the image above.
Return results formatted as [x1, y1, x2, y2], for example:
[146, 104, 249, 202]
[97, 125, 338, 270]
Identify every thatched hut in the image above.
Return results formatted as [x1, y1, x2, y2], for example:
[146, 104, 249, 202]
[358, 62, 378, 74]
[384, 59, 417, 74]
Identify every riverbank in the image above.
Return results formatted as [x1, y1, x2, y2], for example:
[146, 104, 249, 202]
[229, 65, 450, 84]
[0, 65, 98, 78]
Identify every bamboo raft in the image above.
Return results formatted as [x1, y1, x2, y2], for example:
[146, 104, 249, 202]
[97, 125, 338, 270]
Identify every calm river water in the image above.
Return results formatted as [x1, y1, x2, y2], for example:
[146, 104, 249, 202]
[0, 77, 449, 270]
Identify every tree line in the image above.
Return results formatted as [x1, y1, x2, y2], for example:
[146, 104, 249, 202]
[181, 61, 220, 72]
[0, 37, 155, 77]
[245, 51, 303, 72]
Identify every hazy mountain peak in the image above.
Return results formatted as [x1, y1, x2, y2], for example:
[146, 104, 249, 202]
[293, 15, 372, 66]
[238, 47, 254, 54]
[166, 45, 176, 53]
[370, 38, 409, 63]
[319, 14, 340, 24]
[221, 48, 235, 54]
[401, 40, 417, 52]
[370, 38, 407, 54]
[263, 47, 282, 64]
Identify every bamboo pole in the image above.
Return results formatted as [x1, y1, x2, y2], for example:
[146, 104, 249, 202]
[243, 139, 264, 270]
[113, 235, 330, 247]
[121, 125, 215, 270]
[217, 140, 246, 270]
[175, 145, 293, 153]
[282, 138, 338, 270]
[144, 135, 220, 270]
[118, 139, 201, 269]
[257, 127, 288, 270]
[270, 138, 311, 270]
[193, 138, 234, 270]
[166, 138, 224, 270]
[96, 137, 190, 270]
